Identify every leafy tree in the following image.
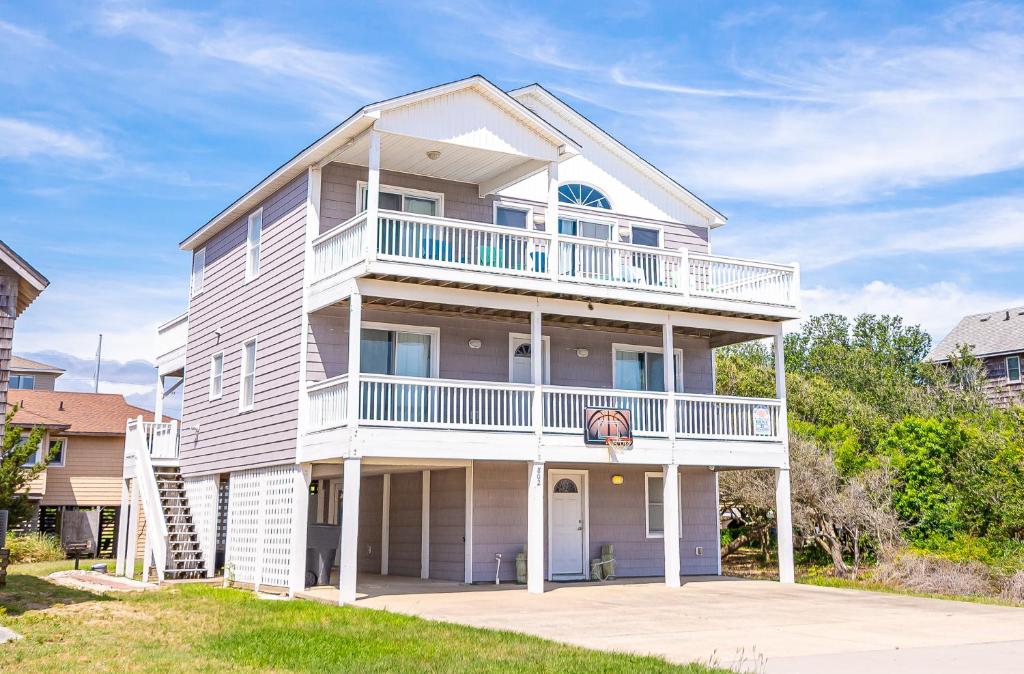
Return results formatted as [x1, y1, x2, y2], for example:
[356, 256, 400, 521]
[0, 405, 50, 526]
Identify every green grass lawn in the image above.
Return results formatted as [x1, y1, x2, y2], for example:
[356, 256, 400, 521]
[0, 560, 733, 673]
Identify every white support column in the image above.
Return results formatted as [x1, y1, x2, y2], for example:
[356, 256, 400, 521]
[530, 309, 543, 448]
[142, 524, 153, 583]
[526, 460, 545, 594]
[338, 457, 362, 604]
[365, 129, 381, 263]
[546, 161, 559, 280]
[153, 373, 164, 421]
[125, 479, 139, 578]
[288, 464, 313, 596]
[463, 461, 474, 584]
[380, 473, 390, 576]
[775, 468, 795, 583]
[115, 479, 131, 576]
[663, 464, 681, 587]
[347, 293, 362, 444]
[662, 321, 677, 449]
[773, 329, 795, 584]
[420, 470, 430, 580]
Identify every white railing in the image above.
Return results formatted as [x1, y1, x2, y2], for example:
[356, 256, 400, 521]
[376, 210, 551, 278]
[542, 385, 669, 437]
[309, 211, 797, 308]
[359, 375, 534, 431]
[144, 421, 179, 460]
[689, 253, 796, 306]
[126, 416, 169, 582]
[676, 394, 783, 441]
[312, 213, 367, 281]
[307, 375, 349, 431]
[557, 236, 687, 292]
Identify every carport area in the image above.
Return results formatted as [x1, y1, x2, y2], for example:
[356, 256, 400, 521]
[299, 575, 1024, 673]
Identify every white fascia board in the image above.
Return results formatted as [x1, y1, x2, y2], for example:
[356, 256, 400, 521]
[508, 84, 726, 227]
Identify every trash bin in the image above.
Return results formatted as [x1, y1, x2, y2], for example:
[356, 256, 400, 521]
[307, 547, 336, 586]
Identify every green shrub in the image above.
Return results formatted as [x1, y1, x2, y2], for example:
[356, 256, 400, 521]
[6, 532, 65, 564]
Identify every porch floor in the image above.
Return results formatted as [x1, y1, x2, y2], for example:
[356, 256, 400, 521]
[296, 574, 1024, 674]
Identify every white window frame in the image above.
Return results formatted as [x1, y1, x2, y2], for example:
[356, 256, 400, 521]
[492, 202, 534, 230]
[507, 332, 551, 384]
[9, 374, 34, 390]
[356, 181, 445, 217]
[611, 343, 684, 392]
[644, 470, 682, 539]
[47, 437, 67, 468]
[1007, 355, 1022, 384]
[629, 222, 664, 248]
[245, 208, 263, 281]
[239, 337, 257, 411]
[361, 321, 441, 378]
[190, 246, 206, 297]
[558, 213, 617, 241]
[209, 351, 224, 400]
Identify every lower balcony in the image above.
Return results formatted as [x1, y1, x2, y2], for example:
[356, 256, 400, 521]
[302, 374, 786, 468]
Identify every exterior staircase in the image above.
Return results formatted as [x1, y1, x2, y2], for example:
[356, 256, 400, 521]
[154, 467, 206, 580]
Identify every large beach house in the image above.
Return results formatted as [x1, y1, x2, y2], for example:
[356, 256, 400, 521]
[116, 77, 799, 601]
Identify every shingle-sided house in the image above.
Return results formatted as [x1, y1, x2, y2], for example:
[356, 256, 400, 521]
[928, 307, 1024, 408]
[115, 76, 800, 599]
[0, 241, 49, 416]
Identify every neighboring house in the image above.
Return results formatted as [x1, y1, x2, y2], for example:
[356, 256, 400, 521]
[116, 76, 800, 598]
[0, 241, 49, 416]
[928, 307, 1024, 408]
[11, 389, 163, 556]
[8, 355, 66, 391]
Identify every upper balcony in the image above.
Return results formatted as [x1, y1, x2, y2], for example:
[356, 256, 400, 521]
[309, 210, 799, 320]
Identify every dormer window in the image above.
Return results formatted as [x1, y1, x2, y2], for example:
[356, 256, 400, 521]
[558, 183, 611, 209]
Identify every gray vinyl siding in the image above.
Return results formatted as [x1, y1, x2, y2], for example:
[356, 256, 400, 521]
[387, 471, 422, 577]
[470, 461, 720, 583]
[308, 306, 714, 393]
[428, 468, 466, 581]
[358, 475, 384, 573]
[179, 172, 308, 477]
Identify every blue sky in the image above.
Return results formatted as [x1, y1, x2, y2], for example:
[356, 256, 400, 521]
[3, 0, 1024, 409]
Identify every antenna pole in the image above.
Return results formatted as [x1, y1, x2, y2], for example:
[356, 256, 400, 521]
[93, 334, 103, 393]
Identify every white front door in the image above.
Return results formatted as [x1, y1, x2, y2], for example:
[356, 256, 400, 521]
[549, 471, 586, 578]
[509, 335, 550, 384]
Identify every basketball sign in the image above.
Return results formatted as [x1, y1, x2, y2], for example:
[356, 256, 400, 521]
[584, 407, 632, 446]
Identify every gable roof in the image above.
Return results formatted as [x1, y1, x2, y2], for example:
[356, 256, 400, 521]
[0, 240, 49, 317]
[180, 75, 581, 251]
[507, 83, 726, 227]
[927, 306, 1024, 362]
[8, 390, 169, 435]
[9, 355, 65, 375]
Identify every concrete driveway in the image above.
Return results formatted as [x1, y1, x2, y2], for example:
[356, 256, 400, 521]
[302, 575, 1024, 673]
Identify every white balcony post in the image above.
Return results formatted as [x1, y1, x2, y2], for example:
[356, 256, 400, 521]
[347, 293, 362, 436]
[527, 460, 545, 594]
[775, 468, 795, 583]
[365, 129, 381, 263]
[381, 473, 391, 576]
[530, 309, 543, 444]
[288, 463, 312, 596]
[338, 457, 362, 604]
[125, 478, 139, 578]
[773, 330, 789, 441]
[662, 321, 676, 444]
[420, 470, 430, 579]
[546, 160, 559, 280]
[663, 464, 681, 587]
[153, 373, 164, 421]
[791, 261, 801, 311]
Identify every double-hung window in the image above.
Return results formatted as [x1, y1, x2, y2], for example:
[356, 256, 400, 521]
[1008, 355, 1022, 383]
[494, 204, 530, 229]
[9, 375, 34, 390]
[246, 208, 263, 281]
[630, 225, 661, 247]
[558, 217, 612, 240]
[191, 247, 206, 297]
[209, 352, 224, 400]
[239, 338, 257, 410]
[47, 438, 67, 467]
[645, 473, 665, 538]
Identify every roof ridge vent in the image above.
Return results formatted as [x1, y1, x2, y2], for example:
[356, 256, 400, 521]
[59, 400, 64, 411]
[1006, 311, 1011, 321]
[980, 316, 990, 321]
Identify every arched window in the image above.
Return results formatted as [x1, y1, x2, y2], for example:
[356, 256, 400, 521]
[513, 343, 531, 358]
[553, 478, 579, 494]
[558, 183, 611, 209]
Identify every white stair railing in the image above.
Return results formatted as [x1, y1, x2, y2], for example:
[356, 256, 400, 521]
[127, 415, 169, 581]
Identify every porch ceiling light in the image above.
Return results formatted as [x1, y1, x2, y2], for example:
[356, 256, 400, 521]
[426, 150, 442, 160]
[611, 474, 624, 485]
[468, 338, 483, 349]
[575, 348, 589, 358]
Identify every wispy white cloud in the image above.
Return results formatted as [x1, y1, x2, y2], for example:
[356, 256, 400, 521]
[0, 19, 50, 48]
[0, 118, 108, 161]
[802, 279, 1024, 340]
